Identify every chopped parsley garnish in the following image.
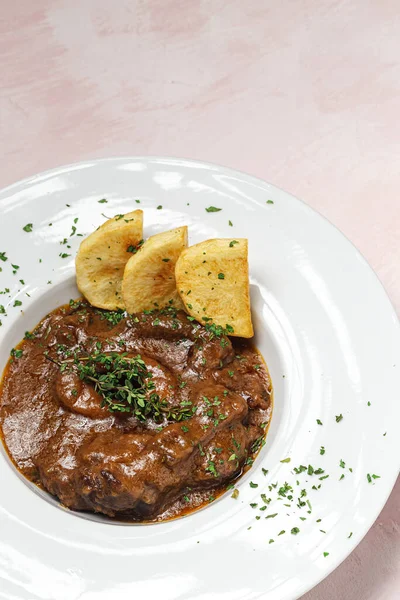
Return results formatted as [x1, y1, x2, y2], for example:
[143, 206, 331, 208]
[316, 419, 323, 425]
[59, 253, 71, 259]
[228, 220, 233, 226]
[23, 223, 33, 232]
[249, 481, 258, 488]
[0, 252, 7, 262]
[217, 273, 225, 279]
[162, 258, 170, 262]
[157, 205, 162, 210]
[10, 348, 23, 358]
[266, 200, 274, 204]
[229, 240, 239, 247]
[98, 198, 108, 203]
[335, 414, 343, 423]
[294, 465, 307, 474]
[320, 446, 325, 455]
[280, 457, 291, 463]
[231, 488, 239, 499]
[323, 552, 329, 557]
[205, 206, 222, 212]
[13, 300, 22, 307]
[206, 460, 218, 477]
[127, 239, 144, 254]
[291, 527, 300, 535]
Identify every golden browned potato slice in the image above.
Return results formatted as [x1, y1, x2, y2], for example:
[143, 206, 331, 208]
[122, 226, 188, 313]
[175, 238, 253, 337]
[76, 210, 143, 310]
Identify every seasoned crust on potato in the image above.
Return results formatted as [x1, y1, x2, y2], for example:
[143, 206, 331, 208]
[76, 210, 143, 310]
[122, 226, 188, 313]
[175, 238, 253, 338]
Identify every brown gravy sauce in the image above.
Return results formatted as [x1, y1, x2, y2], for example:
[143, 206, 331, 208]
[0, 301, 272, 522]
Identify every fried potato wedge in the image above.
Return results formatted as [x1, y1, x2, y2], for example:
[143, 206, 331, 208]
[122, 226, 188, 313]
[76, 210, 143, 310]
[175, 238, 253, 337]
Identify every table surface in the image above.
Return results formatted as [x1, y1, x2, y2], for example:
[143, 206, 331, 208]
[1, 1, 399, 598]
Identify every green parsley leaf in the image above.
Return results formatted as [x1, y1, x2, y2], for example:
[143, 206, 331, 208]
[23, 223, 33, 232]
[11, 348, 23, 358]
[205, 206, 222, 212]
[335, 414, 343, 423]
[206, 460, 218, 477]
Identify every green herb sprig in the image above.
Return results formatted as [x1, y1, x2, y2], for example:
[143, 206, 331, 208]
[51, 351, 195, 421]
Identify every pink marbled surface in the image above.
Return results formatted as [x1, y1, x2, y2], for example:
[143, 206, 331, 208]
[0, 1, 399, 598]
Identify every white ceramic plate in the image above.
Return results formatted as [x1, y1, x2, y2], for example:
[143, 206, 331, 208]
[0, 157, 399, 600]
